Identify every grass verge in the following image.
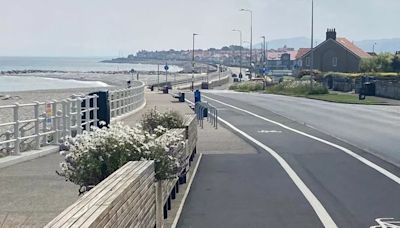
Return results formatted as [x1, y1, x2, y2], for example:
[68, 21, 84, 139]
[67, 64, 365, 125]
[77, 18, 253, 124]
[305, 93, 387, 105]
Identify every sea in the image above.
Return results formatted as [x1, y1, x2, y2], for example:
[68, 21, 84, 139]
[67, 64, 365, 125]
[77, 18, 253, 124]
[0, 56, 182, 92]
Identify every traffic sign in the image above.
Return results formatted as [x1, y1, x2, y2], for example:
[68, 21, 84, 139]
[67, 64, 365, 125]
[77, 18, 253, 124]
[164, 64, 169, 71]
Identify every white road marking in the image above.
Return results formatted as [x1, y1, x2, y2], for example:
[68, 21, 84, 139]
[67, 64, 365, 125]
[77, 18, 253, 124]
[185, 99, 337, 228]
[370, 218, 400, 228]
[203, 94, 400, 185]
[258, 130, 282, 134]
[171, 153, 203, 228]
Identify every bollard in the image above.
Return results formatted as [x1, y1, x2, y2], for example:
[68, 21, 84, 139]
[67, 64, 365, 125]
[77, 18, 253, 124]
[194, 90, 201, 103]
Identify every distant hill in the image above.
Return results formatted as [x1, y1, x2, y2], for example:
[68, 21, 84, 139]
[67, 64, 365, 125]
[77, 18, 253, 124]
[354, 38, 400, 53]
[254, 37, 400, 53]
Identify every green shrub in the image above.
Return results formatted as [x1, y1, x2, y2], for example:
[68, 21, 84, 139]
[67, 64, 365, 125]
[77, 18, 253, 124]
[229, 81, 264, 92]
[141, 108, 184, 136]
[266, 80, 328, 95]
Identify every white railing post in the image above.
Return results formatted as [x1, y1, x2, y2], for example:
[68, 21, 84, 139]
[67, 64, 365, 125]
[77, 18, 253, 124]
[62, 100, 68, 138]
[66, 99, 72, 136]
[85, 97, 90, 131]
[52, 101, 59, 144]
[93, 95, 98, 127]
[42, 112, 47, 146]
[34, 102, 40, 150]
[54, 110, 63, 144]
[76, 98, 82, 135]
[5, 131, 12, 154]
[13, 103, 20, 155]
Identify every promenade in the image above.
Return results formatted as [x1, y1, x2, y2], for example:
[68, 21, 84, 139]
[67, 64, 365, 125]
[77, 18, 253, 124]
[0, 87, 253, 227]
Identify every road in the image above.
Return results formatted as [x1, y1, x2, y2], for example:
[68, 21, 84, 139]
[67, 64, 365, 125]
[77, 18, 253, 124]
[206, 91, 400, 167]
[179, 91, 400, 227]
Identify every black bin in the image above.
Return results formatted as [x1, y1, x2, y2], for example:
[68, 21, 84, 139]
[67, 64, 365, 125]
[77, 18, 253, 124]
[179, 93, 185, 102]
[201, 82, 209, 89]
[163, 86, 169, 94]
[363, 82, 376, 96]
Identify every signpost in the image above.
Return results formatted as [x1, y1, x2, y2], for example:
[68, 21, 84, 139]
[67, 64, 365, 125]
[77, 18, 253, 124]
[164, 63, 169, 85]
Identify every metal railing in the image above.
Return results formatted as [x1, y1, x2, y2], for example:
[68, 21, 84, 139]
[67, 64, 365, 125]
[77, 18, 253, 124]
[109, 81, 145, 118]
[0, 81, 146, 156]
[0, 95, 98, 155]
[194, 102, 218, 129]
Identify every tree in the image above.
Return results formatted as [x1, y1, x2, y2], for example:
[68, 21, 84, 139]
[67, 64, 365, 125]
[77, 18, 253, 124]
[392, 53, 400, 73]
[360, 53, 394, 72]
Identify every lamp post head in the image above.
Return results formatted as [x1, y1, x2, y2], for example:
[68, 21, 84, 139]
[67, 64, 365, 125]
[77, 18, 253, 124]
[193, 33, 199, 36]
[240, 8, 252, 13]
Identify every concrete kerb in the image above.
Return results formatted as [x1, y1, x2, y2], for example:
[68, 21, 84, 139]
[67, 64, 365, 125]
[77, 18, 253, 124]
[0, 145, 59, 169]
[176, 75, 230, 90]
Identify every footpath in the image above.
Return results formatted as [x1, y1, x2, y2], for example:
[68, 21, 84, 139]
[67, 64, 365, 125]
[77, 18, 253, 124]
[0, 87, 258, 227]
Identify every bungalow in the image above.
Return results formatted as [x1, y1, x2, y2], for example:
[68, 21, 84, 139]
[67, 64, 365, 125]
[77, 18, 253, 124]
[295, 29, 371, 73]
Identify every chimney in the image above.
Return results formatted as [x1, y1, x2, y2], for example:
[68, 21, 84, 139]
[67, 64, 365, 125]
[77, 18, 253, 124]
[326, 28, 336, 40]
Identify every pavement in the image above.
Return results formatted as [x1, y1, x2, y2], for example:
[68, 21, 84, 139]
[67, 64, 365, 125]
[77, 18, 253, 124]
[177, 91, 400, 227]
[0, 90, 195, 228]
[0, 153, 78, 227]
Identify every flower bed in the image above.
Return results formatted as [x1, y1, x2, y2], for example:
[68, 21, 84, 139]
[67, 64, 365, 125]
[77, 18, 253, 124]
[57, 110, 188, 193]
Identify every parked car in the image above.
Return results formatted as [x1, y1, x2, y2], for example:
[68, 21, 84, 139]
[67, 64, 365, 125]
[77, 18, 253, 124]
[232, 73, 237, 78]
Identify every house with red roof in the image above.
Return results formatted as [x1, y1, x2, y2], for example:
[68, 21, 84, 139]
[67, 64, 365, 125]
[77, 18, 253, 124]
[295, 29, 371, 73]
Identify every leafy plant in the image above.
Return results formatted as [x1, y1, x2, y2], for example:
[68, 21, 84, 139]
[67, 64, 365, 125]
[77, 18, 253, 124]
[141, 108, 184, 136]
[57, 120, 185, 193]
[266, 80, 328, 95]
[229, 81, 264, 92]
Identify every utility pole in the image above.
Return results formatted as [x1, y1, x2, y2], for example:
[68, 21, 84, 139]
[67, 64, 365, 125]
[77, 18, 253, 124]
[240, 9, 253, 77]
[157, 64, 160, 90]
[233, 29, 243, 79]
[192, 33, 199, 91]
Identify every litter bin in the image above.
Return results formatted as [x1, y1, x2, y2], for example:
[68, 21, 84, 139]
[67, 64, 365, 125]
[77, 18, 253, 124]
[194, 90, 201, 103]
[179, 93, 185, 102]
[163, 86, 169, 94]
[363, 82, 376, 96]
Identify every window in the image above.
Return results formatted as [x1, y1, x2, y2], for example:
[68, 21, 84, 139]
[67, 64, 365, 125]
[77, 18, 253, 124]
[332, 57, 338, 67]
[306, 57, 310, 66]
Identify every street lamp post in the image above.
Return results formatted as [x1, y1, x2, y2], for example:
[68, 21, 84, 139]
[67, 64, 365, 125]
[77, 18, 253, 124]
[232, 29, 243, 79]
[240, 9, 253, 76]
[373, 42, 377, 53]
[192, 33, 199, 91]
[261, 36, 267, 78]
[310, 0, 314, 89]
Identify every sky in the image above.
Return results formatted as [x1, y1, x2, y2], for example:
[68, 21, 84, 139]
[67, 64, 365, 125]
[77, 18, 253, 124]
[0, 0, 399, 57]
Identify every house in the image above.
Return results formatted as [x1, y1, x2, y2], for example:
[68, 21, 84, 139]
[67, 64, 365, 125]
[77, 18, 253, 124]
[264, 46, 298, 70]
[295, 29, 371, 73]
